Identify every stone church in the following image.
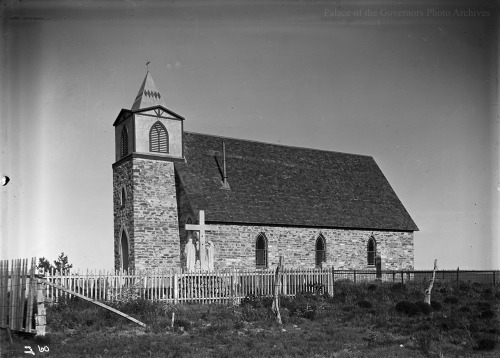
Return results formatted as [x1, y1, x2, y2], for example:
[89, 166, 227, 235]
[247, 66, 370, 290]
[112, 72, 418, 272]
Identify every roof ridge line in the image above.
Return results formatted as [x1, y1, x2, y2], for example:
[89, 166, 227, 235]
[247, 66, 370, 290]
[184, 131, 373, 158]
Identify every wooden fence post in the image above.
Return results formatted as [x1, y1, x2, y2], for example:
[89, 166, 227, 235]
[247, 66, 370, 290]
[353, 269, 356, 284]
[35, 279, 46, 337]
[272, 256, 283, 325]
[25, 258, 36, 332]
[424, 259, 438, 305]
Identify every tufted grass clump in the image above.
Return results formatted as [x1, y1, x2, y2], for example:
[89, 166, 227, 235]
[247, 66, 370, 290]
[474, 333, 497, 350]
[444, 295, 459, 304]
[430, 300, 442, 311]
[414, 301, 432, 315]
[357, 300, 373, 309]
[395, 301, 421, 316]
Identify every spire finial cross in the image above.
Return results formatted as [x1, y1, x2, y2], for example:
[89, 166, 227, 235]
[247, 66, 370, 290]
[146, 59, 150, 73]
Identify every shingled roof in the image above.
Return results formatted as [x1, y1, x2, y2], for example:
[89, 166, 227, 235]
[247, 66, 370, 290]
[174, 132, 418, 231]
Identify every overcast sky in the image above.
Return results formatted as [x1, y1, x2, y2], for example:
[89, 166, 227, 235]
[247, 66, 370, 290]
[1, 0, 498, 270]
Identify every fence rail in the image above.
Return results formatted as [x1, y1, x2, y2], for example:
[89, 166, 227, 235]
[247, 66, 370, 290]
[43, 268, 499, 304]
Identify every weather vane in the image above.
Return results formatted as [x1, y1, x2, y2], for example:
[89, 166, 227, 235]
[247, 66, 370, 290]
[146, 59, 150, 72]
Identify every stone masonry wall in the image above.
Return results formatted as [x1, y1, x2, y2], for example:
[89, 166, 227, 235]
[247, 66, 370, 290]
[132, 158, 181, 271]
[175, 171, 196, 270]
[113, 160, 135, 271]
[202, 224, 414, 270]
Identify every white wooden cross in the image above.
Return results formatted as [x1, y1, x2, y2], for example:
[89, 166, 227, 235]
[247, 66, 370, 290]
[185, 210, 218, 270]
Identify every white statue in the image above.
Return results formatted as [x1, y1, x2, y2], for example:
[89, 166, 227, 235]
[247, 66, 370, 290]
[206, 241, 215, 271]
[184, 237, 196, 272]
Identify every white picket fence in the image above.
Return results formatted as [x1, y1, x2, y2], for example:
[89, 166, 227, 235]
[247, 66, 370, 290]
[43, 268, 334, 304]
[42, 268, 498, 305]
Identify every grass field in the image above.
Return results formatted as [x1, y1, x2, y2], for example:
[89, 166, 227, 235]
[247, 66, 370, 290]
[1, 280, 499, 357]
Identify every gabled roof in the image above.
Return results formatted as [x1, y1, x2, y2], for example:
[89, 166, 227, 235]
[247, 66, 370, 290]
[131, 72, 166, 111]
[174, 132, 419, 231]
[113, 105, 185, 126]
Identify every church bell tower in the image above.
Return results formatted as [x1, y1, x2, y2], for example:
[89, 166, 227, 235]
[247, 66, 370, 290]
[112, 71, 185, 272]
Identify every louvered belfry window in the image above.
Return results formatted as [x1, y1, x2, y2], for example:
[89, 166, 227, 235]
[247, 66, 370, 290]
[149, 121, 169, 153]
[120, 126, 128, 158]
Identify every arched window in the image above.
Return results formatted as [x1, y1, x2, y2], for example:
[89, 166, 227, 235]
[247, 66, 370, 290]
[120, 230, 129, 272]
[315, 234, 326, 267]
[120, 126, 128, 158]
[367, 236, 376, 266]
[149, 121, 169, 153]
[255, 233, 268, 268]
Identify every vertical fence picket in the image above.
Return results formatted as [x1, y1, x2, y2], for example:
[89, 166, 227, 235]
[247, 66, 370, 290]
[18, 259, 28, 330]
[11, 259, 19, 330]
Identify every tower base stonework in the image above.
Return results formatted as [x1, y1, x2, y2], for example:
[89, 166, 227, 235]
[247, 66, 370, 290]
[113, 156, 181, 272]
[132, 158, 181, 271]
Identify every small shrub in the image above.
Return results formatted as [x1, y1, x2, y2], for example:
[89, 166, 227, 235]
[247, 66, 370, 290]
[174, 318, 191, 331]
[444, 296, 459, 304]
[482, 287, 493, 297]
[414, 301, 432, 315]
[391, 283, 406, 291]
[479, 309, 495, 319]
[476, 301, 492, 311]
[395, 301, 420, 316]
[459, 282, 471, 291]
[342, 305, 356, 312]
[460, 306, 471, 313]
[240, 305, 270, 322]
[474, 334, 497, 350]
[233, 320, 244, 330]
[240, 294, 272, 309]
[288, 301, 316, 320]
[430, 300, 442, 311]
[367, 284, 377, 291]
[358, 300, 372, 309]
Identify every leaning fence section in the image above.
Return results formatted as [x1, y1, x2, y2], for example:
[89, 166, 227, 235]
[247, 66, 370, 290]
[0, 258, 38, 334]
[42, 268, 498, 305]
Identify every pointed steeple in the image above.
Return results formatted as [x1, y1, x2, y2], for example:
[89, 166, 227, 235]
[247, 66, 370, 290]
[131, 71, 166, 111]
